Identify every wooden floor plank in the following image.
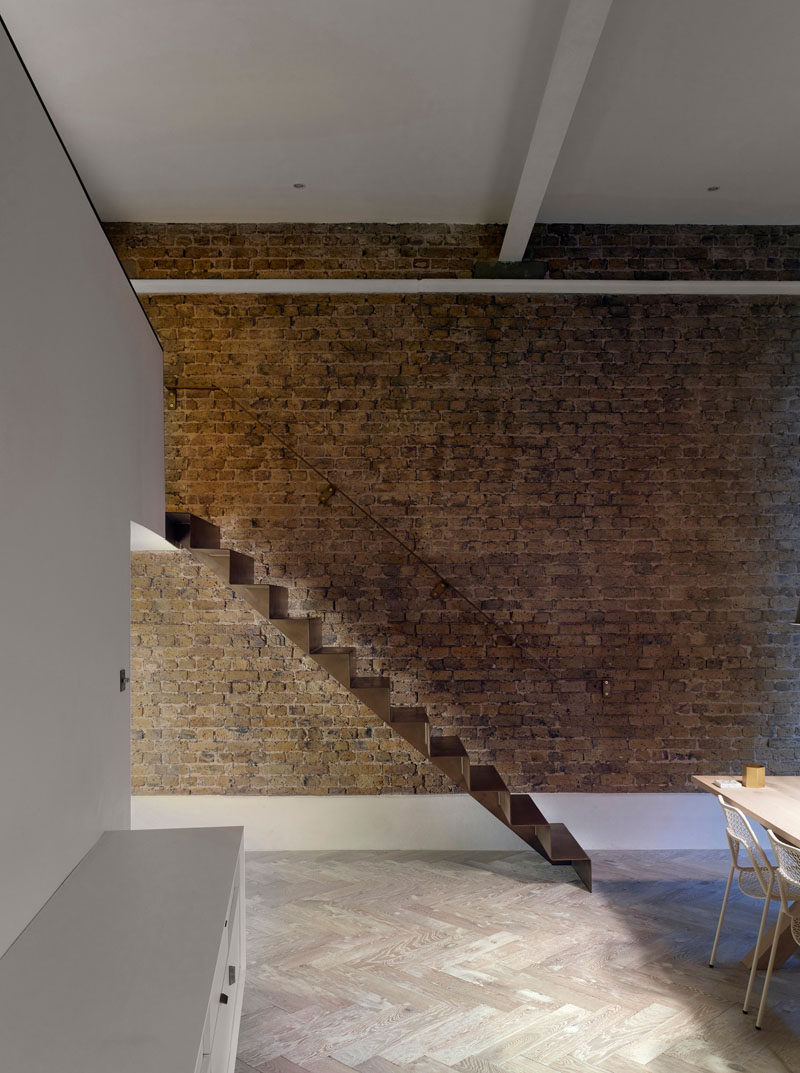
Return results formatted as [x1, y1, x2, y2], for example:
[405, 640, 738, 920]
[354, 1058, 406, 1073]
[239, 851, 800, 1073]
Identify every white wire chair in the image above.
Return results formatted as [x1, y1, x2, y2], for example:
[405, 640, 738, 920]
[755, 829, 800, 1029]
[710, 796, 776, 1016]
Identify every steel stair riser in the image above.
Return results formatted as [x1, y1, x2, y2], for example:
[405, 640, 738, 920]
[471, 789, 511, 823]
[351, 687, 390, 721]
[468, 766, 512, 823]
[391, 720, 430, 756]
[509, 794, 549, 828]
[311, 650, 353, 689]
[192, 548, 255, 586]
[429, 754, 470, 789]
[389, 709, 431, 756]
[270, 617, 322, 654]
[429, 738, 471, 790]
[165, 511, 220, 550]
[572, 858, 593, 893]
[231, 584, 288, 619]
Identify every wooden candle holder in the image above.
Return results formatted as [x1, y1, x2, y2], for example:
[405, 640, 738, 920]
[742, 763, 766, 788]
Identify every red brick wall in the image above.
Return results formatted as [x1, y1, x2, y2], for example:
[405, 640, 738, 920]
[524, 224, 800, 279]
[113, 225, 800, 796]
[105, 222, 503, 279]
[131, 552, 451, 794]
[106, 221, 800, 279]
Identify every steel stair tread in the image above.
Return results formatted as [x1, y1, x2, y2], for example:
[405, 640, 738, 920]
[389, 707, 429, 725]
[543, 823, 590, 863]
[192, 547, 255, 584]
[429, 735, 467, 757]
[350, 677, 390, 690]
[509, 794, 548, 827]
[469, 765, 508, 792]
[232, 583, 285, 593]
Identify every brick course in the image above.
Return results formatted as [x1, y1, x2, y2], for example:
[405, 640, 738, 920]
[114, 225, 800, 796]
[106, 221, 800, 279]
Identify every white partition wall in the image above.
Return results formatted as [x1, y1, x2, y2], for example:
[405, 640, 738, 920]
[0, 22, 164, 956]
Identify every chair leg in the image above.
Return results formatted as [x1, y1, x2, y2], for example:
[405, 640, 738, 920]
[755, 909, 785, 1029]
[710, 864, 735, 967]
[743, 875, 773, 1013]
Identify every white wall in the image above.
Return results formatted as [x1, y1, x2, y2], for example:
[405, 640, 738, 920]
[132, 792, 729, 852]
[0, 22, 164, 957]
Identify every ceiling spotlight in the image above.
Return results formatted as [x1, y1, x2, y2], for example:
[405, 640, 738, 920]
[707, 185, 720, 192]
[293, 182, 306, 189]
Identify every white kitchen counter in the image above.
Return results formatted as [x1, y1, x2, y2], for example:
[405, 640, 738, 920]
[0, 826, 245, 1073]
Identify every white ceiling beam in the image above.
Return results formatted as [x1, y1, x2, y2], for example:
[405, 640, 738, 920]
[132, 278, 800, 296]
[499, 0, 613, 262]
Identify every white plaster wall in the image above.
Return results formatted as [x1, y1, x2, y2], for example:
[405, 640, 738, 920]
[0, 23, 164, 956]
[531, 792, 726, 850]
[132, 793, 729, 852]
[130, 521, 177, 552]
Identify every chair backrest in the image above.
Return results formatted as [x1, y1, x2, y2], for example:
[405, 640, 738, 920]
[766, 829, 800, 911]
[717, 795, 773, 895]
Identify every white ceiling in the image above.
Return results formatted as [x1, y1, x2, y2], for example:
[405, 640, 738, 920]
[540, 0, 800, 224]
[3, 0, 800, 225]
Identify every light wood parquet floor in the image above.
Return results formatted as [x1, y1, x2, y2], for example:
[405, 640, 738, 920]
[235, 850, 800, 1073]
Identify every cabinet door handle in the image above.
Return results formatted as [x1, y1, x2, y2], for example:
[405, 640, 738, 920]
[219, 992, 229, 1005]
[228, 965, 236, 985]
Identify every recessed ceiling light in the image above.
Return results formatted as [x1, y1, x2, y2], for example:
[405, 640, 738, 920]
[293, 182, 306, 189]
[707, 185, 720, 192]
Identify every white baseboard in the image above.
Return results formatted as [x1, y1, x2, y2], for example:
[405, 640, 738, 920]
[131, 792, 728, 852]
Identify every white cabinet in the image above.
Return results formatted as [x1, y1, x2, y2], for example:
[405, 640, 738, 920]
[201, 863, 245, 1073]
[0, 827, 245, 1073]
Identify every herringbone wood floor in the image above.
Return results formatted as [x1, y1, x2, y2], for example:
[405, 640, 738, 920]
[235, 850, 800, 1073]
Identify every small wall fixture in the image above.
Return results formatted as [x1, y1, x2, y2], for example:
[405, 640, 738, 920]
[165, 384, 178, 410]
[319, 484, 336, 506]
[601, 679, 612, 697]
[430, 579, 448, 599]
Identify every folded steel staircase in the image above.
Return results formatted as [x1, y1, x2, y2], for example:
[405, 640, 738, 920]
[165, 511, 592, 890]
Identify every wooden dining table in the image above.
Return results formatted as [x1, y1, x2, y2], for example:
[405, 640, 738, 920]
[693, 774, 800, 969]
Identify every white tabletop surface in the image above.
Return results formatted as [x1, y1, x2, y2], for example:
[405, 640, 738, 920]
[0, 826, 242, 1073]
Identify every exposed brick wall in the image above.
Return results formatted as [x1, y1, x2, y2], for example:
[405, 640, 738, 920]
[524, 224, 800, 280]
[105, 222, 504, 279]
[106, 222, 800, 279]
[123, 248, 800, 794]
[131, 552, 451, 794]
